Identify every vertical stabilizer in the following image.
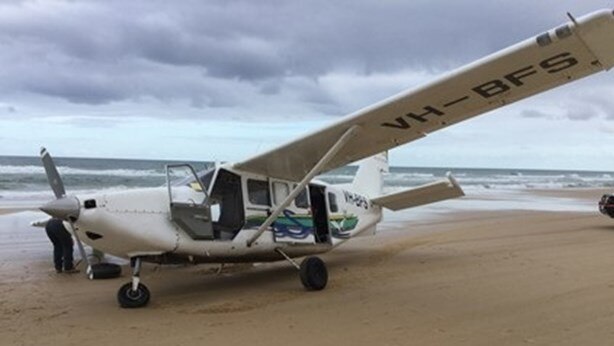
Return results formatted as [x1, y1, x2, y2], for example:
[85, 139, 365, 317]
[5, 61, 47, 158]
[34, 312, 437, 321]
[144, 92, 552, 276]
[352, 152, 388, 197]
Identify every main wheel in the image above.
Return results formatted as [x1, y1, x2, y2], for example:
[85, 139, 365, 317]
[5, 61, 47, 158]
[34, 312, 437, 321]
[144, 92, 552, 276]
[117, 282, 150, 308]
[299, 256, 328, 291]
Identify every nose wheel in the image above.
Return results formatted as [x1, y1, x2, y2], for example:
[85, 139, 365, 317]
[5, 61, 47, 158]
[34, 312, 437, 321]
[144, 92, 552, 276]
[117, 257, 150, 308]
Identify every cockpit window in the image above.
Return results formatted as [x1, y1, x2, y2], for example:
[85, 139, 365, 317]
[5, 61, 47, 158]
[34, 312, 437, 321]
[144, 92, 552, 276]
[171, 168, 214, 192]
[248, 179, 271, 206]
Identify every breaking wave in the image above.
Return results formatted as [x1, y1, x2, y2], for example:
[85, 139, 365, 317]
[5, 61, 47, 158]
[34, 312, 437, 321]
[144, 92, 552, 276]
[1, 155, 613, 204]
[0, 165, 165, 177]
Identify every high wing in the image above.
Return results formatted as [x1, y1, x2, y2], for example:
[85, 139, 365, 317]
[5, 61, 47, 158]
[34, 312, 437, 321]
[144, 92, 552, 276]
[235, 10, 614, 182]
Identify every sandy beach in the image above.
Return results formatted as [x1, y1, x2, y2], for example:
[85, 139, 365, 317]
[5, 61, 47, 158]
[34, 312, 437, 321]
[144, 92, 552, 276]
[2, 188, 614, 345]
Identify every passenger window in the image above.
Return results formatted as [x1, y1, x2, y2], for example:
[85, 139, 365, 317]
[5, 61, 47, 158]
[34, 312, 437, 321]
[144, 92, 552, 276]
[295, 186, 309, 209]
[247, 179, 270, 206]
[328, 192, 338, 213]
[272, 182, 289, 205]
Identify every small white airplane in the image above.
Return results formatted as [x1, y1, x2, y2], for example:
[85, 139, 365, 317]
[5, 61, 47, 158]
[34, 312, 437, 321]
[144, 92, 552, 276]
[37, 9, 614, 308]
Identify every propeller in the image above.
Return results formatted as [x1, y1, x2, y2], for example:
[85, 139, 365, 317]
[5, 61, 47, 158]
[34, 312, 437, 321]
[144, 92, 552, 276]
[40, 147, 66, 199]
[39, 147, 92, 277]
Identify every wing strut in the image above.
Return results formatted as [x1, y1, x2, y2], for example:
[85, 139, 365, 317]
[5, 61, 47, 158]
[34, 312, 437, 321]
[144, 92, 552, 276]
[246, 125, 361, 247]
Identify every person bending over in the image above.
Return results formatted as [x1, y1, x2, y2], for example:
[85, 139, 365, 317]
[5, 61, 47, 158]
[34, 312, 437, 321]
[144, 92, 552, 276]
[45, 218, 79, 274]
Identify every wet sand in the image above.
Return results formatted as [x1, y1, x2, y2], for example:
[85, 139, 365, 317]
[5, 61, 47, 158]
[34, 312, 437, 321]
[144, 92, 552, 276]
[0, 208, 34, 216]
[2, 189, 614, 345]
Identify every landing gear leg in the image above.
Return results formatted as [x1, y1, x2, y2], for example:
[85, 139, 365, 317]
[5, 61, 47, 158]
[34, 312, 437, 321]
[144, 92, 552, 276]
[117, 257, 150, 308]
[275, 248, 300, 270]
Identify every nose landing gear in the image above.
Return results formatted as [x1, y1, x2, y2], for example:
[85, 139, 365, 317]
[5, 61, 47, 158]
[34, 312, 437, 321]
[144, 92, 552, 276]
[117, 257, 150, 308]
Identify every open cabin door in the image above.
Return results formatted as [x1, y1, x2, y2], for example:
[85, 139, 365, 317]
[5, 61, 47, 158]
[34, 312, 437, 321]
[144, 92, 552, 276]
[208, 169, 245, 240]
[309, 184, 330, 244]
[166, 164, 214, 240]
[167, 166, 245, 241]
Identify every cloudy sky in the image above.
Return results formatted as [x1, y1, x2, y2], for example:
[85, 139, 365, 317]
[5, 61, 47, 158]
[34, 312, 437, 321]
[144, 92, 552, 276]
[1, 0, 614, 170]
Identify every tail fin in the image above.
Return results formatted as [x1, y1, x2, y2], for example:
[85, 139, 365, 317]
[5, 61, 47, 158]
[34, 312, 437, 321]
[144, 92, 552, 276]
[352, 152, 389, 197]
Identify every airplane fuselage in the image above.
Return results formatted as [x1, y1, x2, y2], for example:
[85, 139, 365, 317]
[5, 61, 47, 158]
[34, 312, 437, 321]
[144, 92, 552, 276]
[71, 165, 382, 264]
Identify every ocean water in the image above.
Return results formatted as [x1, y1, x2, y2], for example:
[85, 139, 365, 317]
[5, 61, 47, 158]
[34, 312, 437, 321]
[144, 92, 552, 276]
[1, 155, 613, 206]
[0, 156, 210, 204]
[327, 166, 614, 191]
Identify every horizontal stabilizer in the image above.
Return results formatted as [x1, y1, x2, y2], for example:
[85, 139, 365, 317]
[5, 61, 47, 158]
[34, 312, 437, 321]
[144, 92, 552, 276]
[371, 173, 464, 211]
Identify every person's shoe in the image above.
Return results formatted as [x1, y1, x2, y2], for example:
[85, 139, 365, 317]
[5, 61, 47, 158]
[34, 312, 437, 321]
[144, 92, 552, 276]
[55, 268, 63, 274]
[63, 268, 80, 274]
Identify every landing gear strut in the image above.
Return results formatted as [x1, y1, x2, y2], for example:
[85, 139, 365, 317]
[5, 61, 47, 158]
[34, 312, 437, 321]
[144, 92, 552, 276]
[117, 257, 150, 308]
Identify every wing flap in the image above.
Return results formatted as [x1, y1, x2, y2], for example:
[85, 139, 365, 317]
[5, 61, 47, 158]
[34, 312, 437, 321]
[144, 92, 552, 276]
[371, 174, 464, 211]
[235, 10, 614, 181]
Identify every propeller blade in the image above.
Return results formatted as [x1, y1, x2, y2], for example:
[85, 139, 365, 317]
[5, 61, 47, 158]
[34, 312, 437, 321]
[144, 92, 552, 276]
[40, 147, 66, 199]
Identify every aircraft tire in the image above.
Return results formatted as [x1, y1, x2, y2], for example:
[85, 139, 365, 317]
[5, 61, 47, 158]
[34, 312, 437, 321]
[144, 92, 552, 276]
[89, 263, 121, 280]
[299, 256, 328, 291]
[117, 282, 150, 308]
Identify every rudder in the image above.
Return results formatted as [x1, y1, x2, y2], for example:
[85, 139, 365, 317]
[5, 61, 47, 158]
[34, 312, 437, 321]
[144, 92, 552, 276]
[352, 152, 389, 198]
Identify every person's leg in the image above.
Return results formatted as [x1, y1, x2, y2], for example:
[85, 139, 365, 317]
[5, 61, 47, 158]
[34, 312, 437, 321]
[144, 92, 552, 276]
[46, 230, 63, 272]
[53, 244, 63, 272]
[61, 236, 75, 271]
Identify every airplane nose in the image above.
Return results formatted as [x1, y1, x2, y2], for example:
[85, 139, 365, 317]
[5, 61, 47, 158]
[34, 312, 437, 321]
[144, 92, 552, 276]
[40, 196, 80, 221]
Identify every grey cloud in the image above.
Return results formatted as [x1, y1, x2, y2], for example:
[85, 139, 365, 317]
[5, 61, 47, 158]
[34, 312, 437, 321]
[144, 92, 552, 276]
[0, 0, 612, 111]
[259, 80, 281, 95]
[553, 85, 614, 121]
[574, 91, 614, 120]
[25, 74, 126, 105]
[521, 101, 601, 122]
[566, 108, 598, 121]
